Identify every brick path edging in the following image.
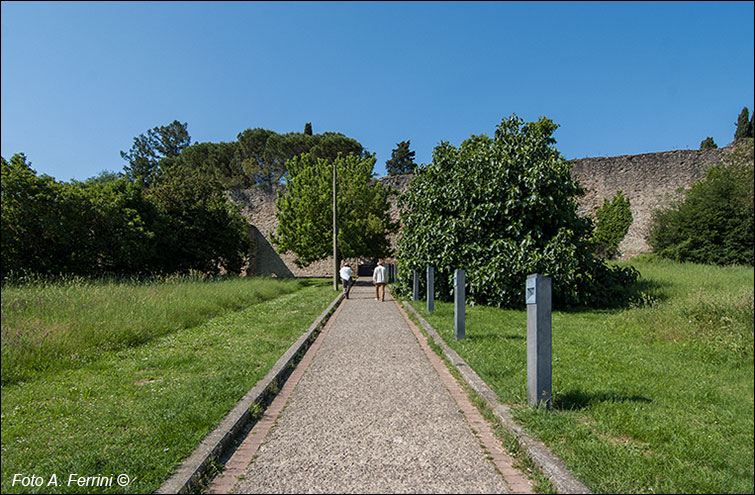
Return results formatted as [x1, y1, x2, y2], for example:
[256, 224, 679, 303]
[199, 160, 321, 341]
[401, 301, 592, 495]
[155, 291, 345, 494]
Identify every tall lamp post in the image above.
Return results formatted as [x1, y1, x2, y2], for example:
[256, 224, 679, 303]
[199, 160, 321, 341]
[333, 160, 338, 291]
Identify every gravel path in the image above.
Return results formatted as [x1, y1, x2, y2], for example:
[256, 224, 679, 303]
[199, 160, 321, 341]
[233, 281, 512, 494]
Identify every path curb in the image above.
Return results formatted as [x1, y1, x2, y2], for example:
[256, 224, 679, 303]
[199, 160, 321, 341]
[402, 301, 591, 495]
[155, 291, 344, 494]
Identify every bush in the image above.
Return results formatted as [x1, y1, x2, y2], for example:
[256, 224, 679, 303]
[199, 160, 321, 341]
[648, 139, 754, 266]
[591, 190, 632, 259]
[395, 115, 637, 308]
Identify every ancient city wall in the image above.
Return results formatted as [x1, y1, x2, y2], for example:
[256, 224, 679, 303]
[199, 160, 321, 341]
[229, 146, 733, 277]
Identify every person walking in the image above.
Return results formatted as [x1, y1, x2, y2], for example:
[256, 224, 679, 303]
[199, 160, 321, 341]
[339, 262, 354, 299]
[373, 261, 387, 301]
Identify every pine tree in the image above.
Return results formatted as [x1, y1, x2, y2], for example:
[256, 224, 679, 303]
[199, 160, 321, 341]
[385, 140, 417, 176]
[304, 122, 313, 136]
[700, 137, 717, 149]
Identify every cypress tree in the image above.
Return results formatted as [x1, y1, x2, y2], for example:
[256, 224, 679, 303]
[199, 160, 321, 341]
[734, 107, 752, 140]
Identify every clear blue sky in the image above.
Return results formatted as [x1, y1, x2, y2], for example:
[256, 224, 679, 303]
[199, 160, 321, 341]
[2, 1, 753, 182]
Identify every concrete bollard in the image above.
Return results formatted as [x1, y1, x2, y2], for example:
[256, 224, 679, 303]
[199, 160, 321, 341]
[427, 266, 434, 313]
[526, 274, 552, 409]
[454, 269, 465, 340]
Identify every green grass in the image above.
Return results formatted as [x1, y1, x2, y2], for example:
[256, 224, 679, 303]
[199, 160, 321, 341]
[407, 257, 754, 494]
[1, 276, 336, 494]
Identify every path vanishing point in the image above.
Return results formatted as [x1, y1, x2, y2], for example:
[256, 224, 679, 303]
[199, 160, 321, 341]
[206, 280, 536, 494]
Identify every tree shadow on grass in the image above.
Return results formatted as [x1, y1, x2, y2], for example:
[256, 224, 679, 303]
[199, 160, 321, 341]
[553, 389, 652, 411]
[466, 332, 524, 342]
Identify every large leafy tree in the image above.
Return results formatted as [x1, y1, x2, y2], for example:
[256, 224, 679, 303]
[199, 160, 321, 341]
[272, 152, 395, 267]
[146, 168, 250, 275]
[396, 114, 637, 308]
[649, 139, 754, 266]
[385, 140, 417, 176]
[121, 120, 191, 187]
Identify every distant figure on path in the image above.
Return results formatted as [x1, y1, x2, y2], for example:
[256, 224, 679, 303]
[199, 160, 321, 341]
[339, 262, 354, 299]
[373, 261, 387, 301]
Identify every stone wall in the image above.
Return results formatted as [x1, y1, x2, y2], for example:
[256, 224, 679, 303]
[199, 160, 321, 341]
[229, 146, 733, 276]
[571, 146, 732, 258]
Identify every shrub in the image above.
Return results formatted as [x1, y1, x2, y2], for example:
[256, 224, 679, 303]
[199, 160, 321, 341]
[591, 190, 633, 259]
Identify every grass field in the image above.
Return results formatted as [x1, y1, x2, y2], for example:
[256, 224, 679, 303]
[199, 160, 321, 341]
[1, 276, 336, 494]
[407, 256, 754, 494]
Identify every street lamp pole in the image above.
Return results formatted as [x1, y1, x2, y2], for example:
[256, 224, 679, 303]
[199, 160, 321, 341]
[333, 160, 338, 291]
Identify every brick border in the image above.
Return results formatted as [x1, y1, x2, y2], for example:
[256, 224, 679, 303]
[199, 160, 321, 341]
[401, 301, 591, 495]
[394, 300, 535, 494]
[206, 298, 346, 494]
[155, 291, 345, 494]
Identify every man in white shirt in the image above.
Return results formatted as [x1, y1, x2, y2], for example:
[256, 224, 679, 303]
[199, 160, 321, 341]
[339, 262, 354, 299]
[372, 261, 387, 301]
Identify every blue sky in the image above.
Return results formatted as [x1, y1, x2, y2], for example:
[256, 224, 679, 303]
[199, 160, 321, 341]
[2, 1, 753, 182]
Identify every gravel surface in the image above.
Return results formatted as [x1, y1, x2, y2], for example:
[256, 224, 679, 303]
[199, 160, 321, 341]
[234, 281, 510, 494]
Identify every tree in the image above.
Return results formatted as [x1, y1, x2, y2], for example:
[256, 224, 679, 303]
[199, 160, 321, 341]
[272, 152, 395, 267]
[174, 141, 245, 188]
[304, 122, 313, 136]
[236, 128, 365, 188]
[591, 190, 633, 260]
[121, 120, 191, 187]
[146, 167, 251, 275]
[649, 139, 754, 266]
[395, 114, 637, 308]
[734, 107, 753, 140]
[700, 137, 717, 149]
[385, 140, 417, 176]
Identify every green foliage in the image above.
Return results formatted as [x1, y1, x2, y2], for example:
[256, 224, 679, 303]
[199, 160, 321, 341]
[146, 168, 250, 275]
[172, 141, 246, 188]
[121, 120, 191, 187]
[385, 140, 417, 175]
[236, 128, 365, 188]
[648, 139, 754, 266]
[699, 136, 717, 149]
[395, 114, 637, 308]
[734, 107, 753, 140]
[591, 190, 633, 260]
[272, 152, 395, 266]
[1, 154, 250, 279]
[304, 122, 313, 135]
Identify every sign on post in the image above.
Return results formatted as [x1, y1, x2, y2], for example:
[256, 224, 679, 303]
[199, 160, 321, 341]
[527, 274, 552, 409]
[455, 269, 465, 340]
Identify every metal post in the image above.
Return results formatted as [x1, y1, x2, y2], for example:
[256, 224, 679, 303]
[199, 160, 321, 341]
[526, 274, 552, 409]
[454, 269, 465, 340]
[413, 270, 419, 301]
[332, 161, 338, 291]
[427, 266, 434, 313]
